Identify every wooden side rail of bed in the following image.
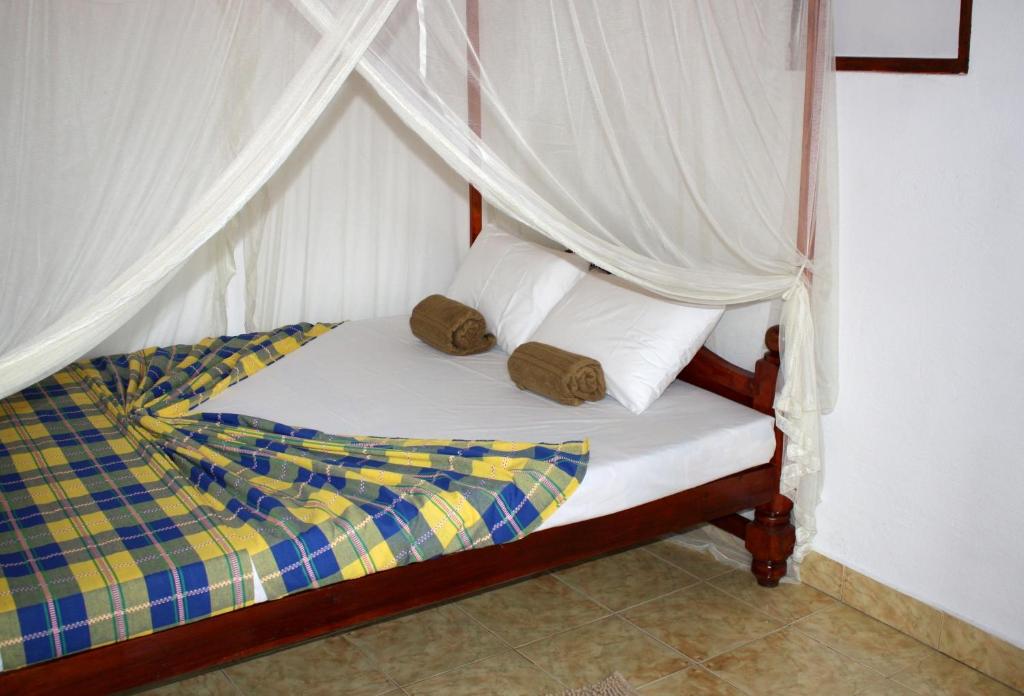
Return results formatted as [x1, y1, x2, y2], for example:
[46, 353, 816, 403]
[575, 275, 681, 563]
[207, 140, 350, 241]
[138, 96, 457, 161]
[0, 326, 793, 695]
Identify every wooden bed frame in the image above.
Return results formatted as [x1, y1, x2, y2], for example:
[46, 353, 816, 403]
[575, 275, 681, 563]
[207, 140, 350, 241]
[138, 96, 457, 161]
[1, 323, 794, 695]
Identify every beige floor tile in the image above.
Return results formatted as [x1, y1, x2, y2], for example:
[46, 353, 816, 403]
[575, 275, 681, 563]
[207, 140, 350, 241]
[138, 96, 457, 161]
[145, 670, 238, 695]
[623, 583, 781, 661]
[518, 615, 689, 689]
[890, 651, 1020, 696]
[711, 570, 837, 622]
[704, 627, 886, 696]
[798, 552, 845, 599]
[554, 548, 699, 611]
[939, 614, 1024, 692]
[795, 604, 939, 677]
[344, 604, 506, 685]
[841, 568, 944, 647]
[638, 666, 743, 695]
[459, 574, 608, 646]
[643, 540, 734, 580]
[404, 650, 563, 696]
[224, 635, 395, 695]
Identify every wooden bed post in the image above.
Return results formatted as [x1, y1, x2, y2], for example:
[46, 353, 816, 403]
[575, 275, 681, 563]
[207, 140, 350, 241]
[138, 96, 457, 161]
[742, 0, 824, 587]
[466, 0, 483, 244]
[796, 0, 822, 263]
[746, 328, 796, 586]
[746, 495, 797, 587]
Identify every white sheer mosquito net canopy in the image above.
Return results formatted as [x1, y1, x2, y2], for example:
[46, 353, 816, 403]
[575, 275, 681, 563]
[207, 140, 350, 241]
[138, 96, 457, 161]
[0, 0, 836, 555]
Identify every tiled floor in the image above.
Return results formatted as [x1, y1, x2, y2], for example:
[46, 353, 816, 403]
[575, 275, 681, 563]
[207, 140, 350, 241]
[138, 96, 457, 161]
[144, 539, 1021, 696]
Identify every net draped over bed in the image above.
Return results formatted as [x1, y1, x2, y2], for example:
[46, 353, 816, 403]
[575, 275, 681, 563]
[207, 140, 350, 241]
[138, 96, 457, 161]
[0, 1, 836, 557]
[0, 325, 587, 669]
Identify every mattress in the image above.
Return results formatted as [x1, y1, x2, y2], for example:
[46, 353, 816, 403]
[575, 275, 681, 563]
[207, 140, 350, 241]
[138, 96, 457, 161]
[196, 316, 776, 531]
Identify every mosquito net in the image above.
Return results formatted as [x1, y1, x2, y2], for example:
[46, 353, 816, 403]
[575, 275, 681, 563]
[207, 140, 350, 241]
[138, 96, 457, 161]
[0, 0, 836, 558]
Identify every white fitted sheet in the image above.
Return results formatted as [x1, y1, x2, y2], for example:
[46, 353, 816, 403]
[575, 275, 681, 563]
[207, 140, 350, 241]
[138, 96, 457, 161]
[195, 316, 776, 530]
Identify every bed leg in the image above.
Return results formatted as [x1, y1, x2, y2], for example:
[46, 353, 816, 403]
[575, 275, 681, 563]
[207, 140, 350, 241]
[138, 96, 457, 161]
[746, 494, 796, 587]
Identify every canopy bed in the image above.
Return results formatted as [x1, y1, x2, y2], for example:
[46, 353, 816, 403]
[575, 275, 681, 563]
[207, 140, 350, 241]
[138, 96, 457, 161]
[0, 0, 837, 692]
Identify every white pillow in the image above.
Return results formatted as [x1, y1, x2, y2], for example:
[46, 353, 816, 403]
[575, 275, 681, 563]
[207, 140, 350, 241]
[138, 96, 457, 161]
[528, 272, 724, 414]
[447, 225, 588, 353]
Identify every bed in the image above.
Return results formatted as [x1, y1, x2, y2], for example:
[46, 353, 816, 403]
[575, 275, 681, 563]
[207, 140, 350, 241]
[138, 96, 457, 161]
[0, 305, 793, 694]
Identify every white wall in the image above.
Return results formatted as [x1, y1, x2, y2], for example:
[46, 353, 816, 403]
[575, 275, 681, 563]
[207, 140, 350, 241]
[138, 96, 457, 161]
[816, 0, 1024, 647]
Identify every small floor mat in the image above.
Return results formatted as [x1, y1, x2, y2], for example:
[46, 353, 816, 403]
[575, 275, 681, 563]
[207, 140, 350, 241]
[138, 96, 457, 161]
[549, 672, 639, 696]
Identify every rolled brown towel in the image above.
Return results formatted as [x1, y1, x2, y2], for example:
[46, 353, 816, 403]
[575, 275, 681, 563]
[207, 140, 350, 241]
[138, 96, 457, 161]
[410, 294, 496, 355]
[508, 342, 606, 406]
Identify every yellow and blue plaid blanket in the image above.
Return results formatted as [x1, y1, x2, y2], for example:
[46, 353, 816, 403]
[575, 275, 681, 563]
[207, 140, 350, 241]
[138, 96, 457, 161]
[0, 324, 587, 670]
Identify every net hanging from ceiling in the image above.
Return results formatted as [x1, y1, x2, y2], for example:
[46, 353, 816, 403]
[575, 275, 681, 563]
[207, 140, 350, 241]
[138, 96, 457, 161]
[0, 0, 836, 558]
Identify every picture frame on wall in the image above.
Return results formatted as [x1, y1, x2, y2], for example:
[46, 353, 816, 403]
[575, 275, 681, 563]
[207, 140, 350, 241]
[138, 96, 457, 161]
[834, 0, 973, 74]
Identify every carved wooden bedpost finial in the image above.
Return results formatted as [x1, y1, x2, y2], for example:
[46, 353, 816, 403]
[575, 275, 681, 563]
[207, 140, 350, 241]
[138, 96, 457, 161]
[746, 494, 796, 587]
[751, 325, 781, 416]
[764, 325, 780, 363]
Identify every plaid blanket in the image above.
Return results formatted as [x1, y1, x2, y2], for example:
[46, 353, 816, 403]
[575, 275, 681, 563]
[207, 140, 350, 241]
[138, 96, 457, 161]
[0, 324, 588, 670]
